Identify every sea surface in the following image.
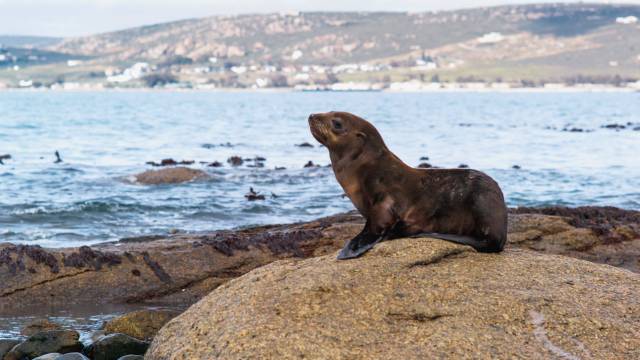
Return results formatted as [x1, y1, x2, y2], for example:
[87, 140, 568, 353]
[1, 90, 639, 248]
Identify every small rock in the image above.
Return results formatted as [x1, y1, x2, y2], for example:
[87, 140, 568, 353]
[458, 164, 469, 168]
[54, 151, 63, 164]
[33, 353, 62, 360]
[207, 161, 223, 167]
[103, 310, 179, 341]
[247, 162, 265, 168]
[55, 353, 89, 360]
[303, 161, 318, 168]
[417, 163, 432, 168]
[178, 160, 194, 165]
[602, 123, 626, 130]
[21, 319, 62, 336]
[56, 353, 90, 360]
[134, 167, 209, 185]
[245, 187, 266, 201]
[160, 159, 177, 166]
[35, 353, 63, 360]
[419, 156, 429, 161]
[254, 156, 267, 162]
[116, 356, 144, 360]
[5, 330, 83, 360]
[0, 339, 21, 359]
[271, 192, 278, 199]
[512, 165, 521, 170]
[0, 154, 10, 165]
[227, 156, 244, 166]
[202, 142, 233, 149]
[84, 333, 149, 360]
[275, 166, 286, 170]
[296, 142, 314, 148]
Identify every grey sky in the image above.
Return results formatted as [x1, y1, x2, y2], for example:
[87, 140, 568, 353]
[1, 0, 639, 37]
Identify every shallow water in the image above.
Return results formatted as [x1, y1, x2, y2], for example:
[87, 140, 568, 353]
[0, 90, 639, 247]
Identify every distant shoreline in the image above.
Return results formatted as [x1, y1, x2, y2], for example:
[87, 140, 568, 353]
[0, 86, 638, 93]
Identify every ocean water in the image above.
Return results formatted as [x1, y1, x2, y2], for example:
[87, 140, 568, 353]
[0, 90, 639, 248]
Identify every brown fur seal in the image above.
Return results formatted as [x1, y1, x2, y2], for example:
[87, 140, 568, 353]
[308, 111, 507, 260]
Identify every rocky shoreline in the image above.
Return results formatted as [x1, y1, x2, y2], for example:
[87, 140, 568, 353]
[1, 206, 639, 359]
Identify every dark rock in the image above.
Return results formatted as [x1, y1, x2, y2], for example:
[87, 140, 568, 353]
[83, 333, 149, 360]
[602, 123, 626, 130]
[512, 165, 521, 169]
[21, 319, 62, 336]
[116, 356, 144, 360]
[247, 162, 265, 168]
[245, 187, 266, 201]
[458, 164, 469, 168]
[0, 154, 10, 165]
[303, 161, 318, 168]
[419, 156, 429, 161]
[271, 193, 278, 199]
[54, 151, 63, 164]
[0, 340, 21, 359]
[254, 156, 266, 162]
[207, 161, 223, 167]
[104, 310, 180, 341]
[145, 159, 194, 167]
[296, 142, 314, 148]
[5, 330, 83, 360]
[634, 126, 640, 131]
[55, 353, 90, 360]
[160, 159, 177, 166]
[202, 142, 233, 149]
[275, 166, 286, 170]
[417, 163, 432, 168]
[141, 252, 172, 283]
[227, 156, 243, 166]
[62, 246, 121, 270]
[0, 244, 60, 274]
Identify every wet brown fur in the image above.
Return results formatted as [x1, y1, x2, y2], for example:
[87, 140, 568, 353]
[309, 111, 507, 256]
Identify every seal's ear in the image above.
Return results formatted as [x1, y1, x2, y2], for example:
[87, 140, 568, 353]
[356, 132, 367, 140]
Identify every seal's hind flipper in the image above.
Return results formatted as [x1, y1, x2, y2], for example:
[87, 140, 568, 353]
[337, 232, 384, 260]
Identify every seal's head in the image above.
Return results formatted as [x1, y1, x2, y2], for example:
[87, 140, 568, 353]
[308, 112, 385, 158]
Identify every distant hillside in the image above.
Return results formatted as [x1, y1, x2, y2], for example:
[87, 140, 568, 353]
[51, 4, 640, 66]
[0, 35, 61, 48]
[2, 3, 639, 88]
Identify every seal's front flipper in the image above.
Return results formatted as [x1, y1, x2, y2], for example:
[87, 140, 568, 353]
[337, 232, 383, 260]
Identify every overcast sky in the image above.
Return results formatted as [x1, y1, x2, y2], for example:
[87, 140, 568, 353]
[1, 0, 639, 37]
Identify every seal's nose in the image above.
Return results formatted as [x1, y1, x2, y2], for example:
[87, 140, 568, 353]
[308, 114, 316, 121]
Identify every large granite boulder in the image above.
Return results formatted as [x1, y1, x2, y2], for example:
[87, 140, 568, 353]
[147, 237, 640, 359]
[133, 167, 208, 185]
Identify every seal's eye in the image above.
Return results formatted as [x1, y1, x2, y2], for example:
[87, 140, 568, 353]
[332, 119, 343, 130]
